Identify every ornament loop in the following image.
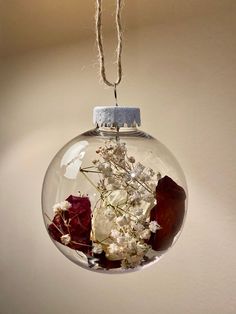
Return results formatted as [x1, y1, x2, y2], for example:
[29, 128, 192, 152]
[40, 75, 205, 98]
[96, 0, 123, 87]
[114, 83, 118, 106]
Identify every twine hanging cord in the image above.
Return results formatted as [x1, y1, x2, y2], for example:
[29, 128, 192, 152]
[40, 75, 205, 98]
[95, 0, 123, 87]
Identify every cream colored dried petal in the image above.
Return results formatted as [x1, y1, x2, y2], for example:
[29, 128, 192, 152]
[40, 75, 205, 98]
[60, 234, 71, 245]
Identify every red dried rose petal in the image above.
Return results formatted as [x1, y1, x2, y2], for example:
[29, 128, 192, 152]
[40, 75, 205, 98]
[48, 214, 68, 243]
[149, 176, 186, 251]
[94, 252, 121, 270]
[48, 195, 92, 254]
[66, 195, 91, 215]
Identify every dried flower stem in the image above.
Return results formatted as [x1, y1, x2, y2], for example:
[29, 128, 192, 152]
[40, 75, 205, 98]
[44, 213, 64, 235]
[80, 170, 101, 193]
[81, 169, 102, 174]
[71, 241, 92, 247]
[110, 160, 153, 193]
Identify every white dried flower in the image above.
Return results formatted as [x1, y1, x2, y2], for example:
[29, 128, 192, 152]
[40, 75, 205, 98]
[127, 238, 137, 252]
[130, 191, 141, 203]
[61, 201, 71, 210]
[140, 229, 151, 240]
[131, 222, 145, 232]
[128, 156, 135, 163]
[97, 162, 104, 171]
[53, 201, 71, 213]
[147, 168, 155, 177]
[114, 143, 126, 156]
[139, 173, 151, 182]
[92, 243, 103, 254]
[102, 163, 113, 177]
[149, 221, 161, 233]
[53, 203, 62, 213]
[143, 194, 154, 203]
[136, 242, 149, 256]
[149, 182, 157, 192]
[110, 229, 121, 239]
[108, 243, 119, 255]
[60, 234, 71, 245]
[121, 259, 129, 269]
[122, 255, 143, 268]
[132, 162, 145, 177]
[117, 235, 126, 244]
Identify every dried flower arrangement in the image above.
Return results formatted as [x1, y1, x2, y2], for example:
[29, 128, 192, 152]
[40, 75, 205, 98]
[45, 140, 186, 271]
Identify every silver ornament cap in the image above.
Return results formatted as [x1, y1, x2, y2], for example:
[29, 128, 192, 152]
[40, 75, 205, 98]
[93, 106, 141, 127]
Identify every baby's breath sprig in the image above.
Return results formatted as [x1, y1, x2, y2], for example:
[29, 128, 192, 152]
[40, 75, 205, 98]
[75, 140, 161, 268]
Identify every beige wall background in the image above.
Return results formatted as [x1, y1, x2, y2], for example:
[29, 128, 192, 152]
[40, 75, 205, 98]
[0, 1, 236, 314]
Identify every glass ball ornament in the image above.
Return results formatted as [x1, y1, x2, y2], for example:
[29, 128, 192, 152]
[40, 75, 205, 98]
[42, 106, 188, 273]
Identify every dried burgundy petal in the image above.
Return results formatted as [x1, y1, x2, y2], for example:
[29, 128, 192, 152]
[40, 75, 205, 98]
[48, 214, 67, 243]
[48, 195, 92, 254]
[148, 176, 186, 251]
[94, 252, 121, 270]
[66, 195, 91, 215]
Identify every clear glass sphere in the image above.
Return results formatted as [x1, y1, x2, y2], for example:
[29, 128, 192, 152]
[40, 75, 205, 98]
[42, 126, 188, 273]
